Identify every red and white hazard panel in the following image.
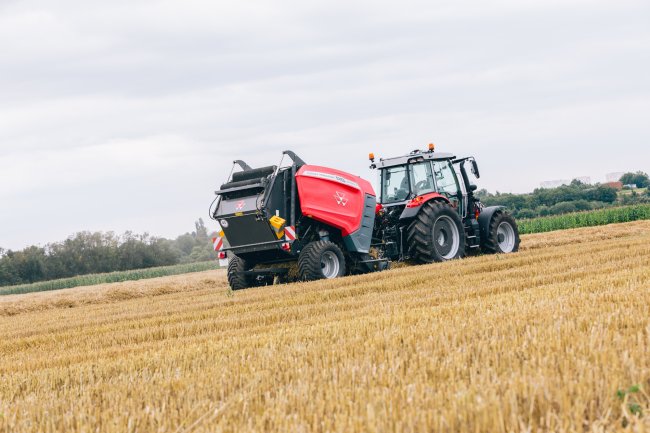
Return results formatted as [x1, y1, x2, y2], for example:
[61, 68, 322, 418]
[213, 233, 229, 267]
[285, 226, 297, 242]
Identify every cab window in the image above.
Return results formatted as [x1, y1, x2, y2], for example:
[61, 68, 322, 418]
[381, 166, 410, 203]
[410, 162, 435, 195]
[432, 160, 460, 198]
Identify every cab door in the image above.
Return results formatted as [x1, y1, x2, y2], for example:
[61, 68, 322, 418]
[432, 160, 464, 215]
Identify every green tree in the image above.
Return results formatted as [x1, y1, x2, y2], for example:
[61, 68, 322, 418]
[588, 185, 618, 203]
[188, 244, 214, 262]
[549, 202, 577, 215]
[13, 246, 48, 284]
[573, 200, 593, 212]
[117, 233, 178, 270]
[170, 220, 218, 263]
[516, 209, 537, 219]
[0, 252, 20, 286]
[194, 218, 208, 240]
[174, 233, 197, 257]
[619, 171, 649, 188]
[0, 220, 223, 288]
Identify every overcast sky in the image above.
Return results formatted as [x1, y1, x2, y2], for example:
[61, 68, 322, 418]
[1, 0, 649, 250]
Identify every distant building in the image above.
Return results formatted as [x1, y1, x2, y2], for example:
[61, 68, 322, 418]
[623, 184, 638, 189]
[606, 172, 625, 182]
[605, 181, 623, 190]
[540, 179, 570, 189]
[574, 176, 591, 185]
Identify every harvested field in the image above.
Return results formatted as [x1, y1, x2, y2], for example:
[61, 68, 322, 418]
[1, 221, 649, 432]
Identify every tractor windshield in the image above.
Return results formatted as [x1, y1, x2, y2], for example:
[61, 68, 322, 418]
[381, 161, 436, 203]
[380, 159, 462, 204]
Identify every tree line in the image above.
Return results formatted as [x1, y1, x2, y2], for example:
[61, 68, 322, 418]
[0, 219, 217, 287]
[478, 171, 650, 219]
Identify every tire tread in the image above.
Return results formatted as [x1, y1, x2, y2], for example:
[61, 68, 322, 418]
[481, 211, 521, 254]
[227, 255, 250, 290]
[297, 240, 346, 281]
[406, 201, 466, 263]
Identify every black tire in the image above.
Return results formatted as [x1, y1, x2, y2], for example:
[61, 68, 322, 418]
[482, 211, 520, 254]
[227, 255, 251, 290]
[407, 201, 466, 263]
[297, 240, 346, 281]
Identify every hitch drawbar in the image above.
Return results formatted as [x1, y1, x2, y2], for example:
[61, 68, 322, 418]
[242, 268, 289, 285]
[241, 268, 289, 277]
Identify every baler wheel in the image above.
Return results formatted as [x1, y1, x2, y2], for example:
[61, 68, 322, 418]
[227, 255, 252, 290]
[298, 240, 346, 281]
[407, 201, 466, 263]
[481, 211, 520, 254]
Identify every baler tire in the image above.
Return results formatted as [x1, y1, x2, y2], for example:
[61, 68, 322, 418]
[407, 201, 466, 263]
[482, 211, 520, 254]
[298, 240, 346, 281]
[227, 255, 251, 290]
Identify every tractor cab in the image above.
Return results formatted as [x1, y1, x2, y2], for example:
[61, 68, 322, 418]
[373, 146, 465, 213]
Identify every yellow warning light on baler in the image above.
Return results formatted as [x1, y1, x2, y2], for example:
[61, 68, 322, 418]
[269, 215, 285, 229]
[369, 152, 375, 161]
[428, 143, 435, 152]
[269, 215, 286, 239]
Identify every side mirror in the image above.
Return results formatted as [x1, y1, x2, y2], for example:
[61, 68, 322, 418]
[471, 160, 480, 178]
[469, 184, 478, 192]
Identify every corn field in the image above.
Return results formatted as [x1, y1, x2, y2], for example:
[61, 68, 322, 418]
[1, 221, 649, 432]
[0, 261, 217, 296]
[518, 204, 650, 234]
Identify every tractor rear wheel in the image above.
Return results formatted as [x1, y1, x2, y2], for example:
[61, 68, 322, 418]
[482, 211, 520, 254]
[227, 255, 252, 290]
[298, 240, 346, 281]
[407, 201, 466, 263]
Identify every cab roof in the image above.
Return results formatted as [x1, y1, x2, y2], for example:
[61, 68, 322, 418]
[375, 150, 456, 169]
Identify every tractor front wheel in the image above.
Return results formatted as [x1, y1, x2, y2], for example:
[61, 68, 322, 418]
[298, 240, 346, 281]
[407, 201, 466, 263]
[482, 211, 520, 254]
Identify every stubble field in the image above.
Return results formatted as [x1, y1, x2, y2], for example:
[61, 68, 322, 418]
[1, 221, 649, 432]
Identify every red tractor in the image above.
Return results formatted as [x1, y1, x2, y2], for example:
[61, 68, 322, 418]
[210, 146, 519, 290]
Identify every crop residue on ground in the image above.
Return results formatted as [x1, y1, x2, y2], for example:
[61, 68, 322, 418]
[1, 221, 649, 432]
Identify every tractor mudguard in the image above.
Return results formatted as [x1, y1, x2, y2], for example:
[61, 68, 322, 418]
[478, 206, 505, 243]
[399, 206, 422, 221]
[399, 193, 450, 221]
